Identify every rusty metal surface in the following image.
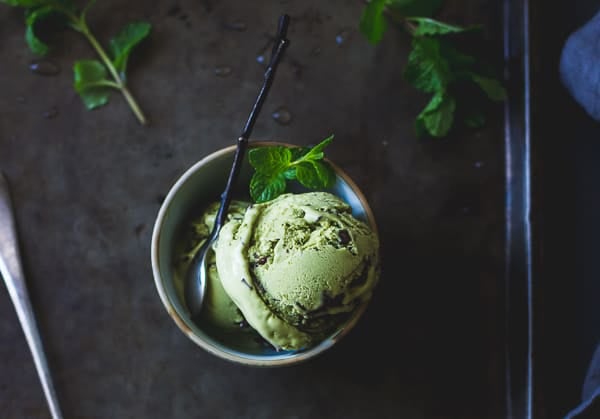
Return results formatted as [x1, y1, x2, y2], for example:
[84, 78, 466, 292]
[0, 1, 506, 417]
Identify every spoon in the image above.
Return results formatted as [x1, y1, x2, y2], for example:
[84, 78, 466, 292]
[185, 14, 290, 320]
[0, 172, 64, 419]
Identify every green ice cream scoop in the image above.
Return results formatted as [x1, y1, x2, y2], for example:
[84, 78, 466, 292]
[215, 192, 380, 350]
[173, 201, 249, 331]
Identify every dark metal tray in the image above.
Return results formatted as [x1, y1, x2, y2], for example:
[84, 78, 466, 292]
[503, 0, 533, 417]
[0, 0, 537, 417]
[532, 1, 600, 418]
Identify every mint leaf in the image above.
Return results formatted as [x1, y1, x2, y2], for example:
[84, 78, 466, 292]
[359, 0, 387, 44]
[249, 146, 292, 174]
[295, 135, 336, 188]
[296, 162, 324, 189]
[283, 168, 297, 180]
[248, 137, 336, 203]
[250, 171, 286, 203]
[404, 37, 450, 93]
[311, 160, 336, 187]
[406, 17, 477, 36]
[294, 161, 335, 190]
[404, 31, 504, 137]
[470, 74, 507, 101]
[26, 23, 49, 55]
[73, 59, 113, 109]
[301, 134, 334, 161]
[438, 39, 477, 73]
[25, 5, 59, 55]
[359, 0, 444, 44]
[2, 0, 47, 6]
[109, 21, 151, 75]
[2, 0, 149, 123]
[356, 0, 505, 138]
[464, 110, 485, 128]
[415, 91, 455, 138]
[387, 0, 442, 17]
[290, 146, 309, 161]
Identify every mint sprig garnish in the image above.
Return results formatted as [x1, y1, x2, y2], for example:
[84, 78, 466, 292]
[249, 135, 336, 203]
[2, 0, 151, 124]
[360, 0, 506, 138]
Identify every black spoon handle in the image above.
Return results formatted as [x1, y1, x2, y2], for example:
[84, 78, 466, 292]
[213, 14, 290, 232]
[242, 15, 290, 139]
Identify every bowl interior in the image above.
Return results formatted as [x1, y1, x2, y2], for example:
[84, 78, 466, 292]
[152, 143, 376, 365]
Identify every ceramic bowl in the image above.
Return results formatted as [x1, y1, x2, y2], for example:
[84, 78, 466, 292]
[151, 142, 378, 366]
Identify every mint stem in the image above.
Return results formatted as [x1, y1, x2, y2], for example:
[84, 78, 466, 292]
[75, 19, 147, 124]
[361, 0, 417, 35]
[403, 19, 418, 35]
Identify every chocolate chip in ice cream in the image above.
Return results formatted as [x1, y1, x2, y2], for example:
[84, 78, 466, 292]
[338, 229, 351, 245]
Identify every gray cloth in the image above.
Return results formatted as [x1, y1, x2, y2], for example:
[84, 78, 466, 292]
[560, 8, 600, 121]
[560, 8, 600, 418]
[565, 344, 600, 418]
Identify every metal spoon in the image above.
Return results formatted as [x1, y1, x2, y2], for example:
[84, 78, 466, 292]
[185, 14, 291, 320]
[0, 172, 63, 419]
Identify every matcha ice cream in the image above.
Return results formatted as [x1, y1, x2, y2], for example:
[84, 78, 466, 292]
[214, 192, 379, 350]
[174, 201, 249, 332]
[176, 191, 379, 351]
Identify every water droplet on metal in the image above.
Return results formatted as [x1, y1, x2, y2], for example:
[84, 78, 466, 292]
[382, 140, 389, 147]
[474, 161, 484, 169]
[29, 59, 61, 76]
[335, 29, 352, 46]
[224, 20, 247, 32]
[43, 106, 59, 119]
[272, 106, 292, 125]
[256, 37, 274, 66]
[214, 66, 232, 77]
[16, 96, 26, 104]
